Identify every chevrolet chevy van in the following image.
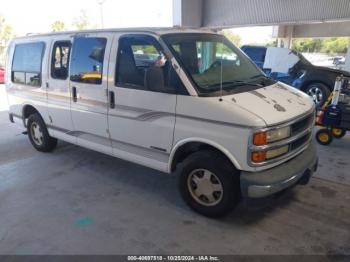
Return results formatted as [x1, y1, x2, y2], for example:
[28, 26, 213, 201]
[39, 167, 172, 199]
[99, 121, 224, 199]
[5, 28, 318, 217]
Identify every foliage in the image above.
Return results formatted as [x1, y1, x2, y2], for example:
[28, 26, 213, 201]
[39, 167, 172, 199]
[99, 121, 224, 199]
[0, 16, 14, 64]
[266, 39, 277, 47]
[219, 29, 241, 47]
[321, 37, 348, 54]
[51, 21, 66, 32]
[292, 37, 348, 54]
[72, 10, 90, 30]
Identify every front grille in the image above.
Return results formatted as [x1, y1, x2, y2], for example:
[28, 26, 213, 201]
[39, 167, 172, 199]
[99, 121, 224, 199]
[291, 113, 314, 135]
[291, 132, 312, 151]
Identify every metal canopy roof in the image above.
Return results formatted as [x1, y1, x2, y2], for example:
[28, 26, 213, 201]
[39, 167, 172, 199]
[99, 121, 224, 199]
[174, 0, 350, 28]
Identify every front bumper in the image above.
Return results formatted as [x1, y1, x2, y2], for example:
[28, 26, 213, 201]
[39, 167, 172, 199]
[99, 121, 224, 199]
[240, 142, 318, 198]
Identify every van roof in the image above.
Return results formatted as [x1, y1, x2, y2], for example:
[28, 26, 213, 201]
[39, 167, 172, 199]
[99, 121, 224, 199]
[14, 27, 216, 40]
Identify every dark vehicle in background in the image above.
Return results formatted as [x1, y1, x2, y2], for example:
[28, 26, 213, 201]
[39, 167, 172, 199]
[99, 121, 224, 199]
[0, 66, 4, 84]
[241, 45, 350, 106]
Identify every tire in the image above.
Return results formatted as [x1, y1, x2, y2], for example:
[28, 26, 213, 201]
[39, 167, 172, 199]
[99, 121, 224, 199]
[331, 128, 346, 139]
[305, 83, 331, 108]
[179, 150, 240, 218]
[27, 113, 57, 152]
[315, 128, 333, 146]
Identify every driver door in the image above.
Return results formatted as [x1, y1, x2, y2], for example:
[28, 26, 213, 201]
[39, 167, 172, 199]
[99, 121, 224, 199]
[107, 34, 177, 171]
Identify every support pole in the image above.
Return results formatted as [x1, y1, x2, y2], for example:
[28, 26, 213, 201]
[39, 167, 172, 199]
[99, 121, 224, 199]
[344, 38, 350, 72]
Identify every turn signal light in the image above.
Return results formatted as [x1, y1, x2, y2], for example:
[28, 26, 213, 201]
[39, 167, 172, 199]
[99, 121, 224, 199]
[251, 151, 266, 163]
[253, 132, 267, 146]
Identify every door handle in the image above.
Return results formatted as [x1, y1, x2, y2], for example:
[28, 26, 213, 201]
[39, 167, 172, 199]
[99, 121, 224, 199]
[109, 91, 115, 109]
[72, 86, 77, 102]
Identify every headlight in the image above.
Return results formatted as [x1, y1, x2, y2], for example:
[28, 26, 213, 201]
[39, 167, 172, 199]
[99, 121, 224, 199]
[266, 145, 289, 159]
[251, 126, 291, 163]
[253, 126, 291, 145]
[251, 145, 289, 163]
[266, 126, 291, 143]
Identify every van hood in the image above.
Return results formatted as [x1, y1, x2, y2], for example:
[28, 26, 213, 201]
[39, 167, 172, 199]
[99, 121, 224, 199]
[312, 65, 350, 77]
[224, 82, 315, 126]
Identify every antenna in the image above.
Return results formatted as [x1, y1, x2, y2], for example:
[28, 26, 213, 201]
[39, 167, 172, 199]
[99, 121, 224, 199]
[98, 0, 107, 28]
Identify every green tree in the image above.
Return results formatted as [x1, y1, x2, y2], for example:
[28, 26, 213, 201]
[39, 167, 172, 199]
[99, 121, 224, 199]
[292, 37, 348, 54]
[219, 29, 241, 47]
[72, 10, 90, 30]
[0, 16, 14, 64]
[292, 38, 323, 53]
[266, 40, 277, 47]
[321, 37, 348, 54]
[51, 21, 66, 32]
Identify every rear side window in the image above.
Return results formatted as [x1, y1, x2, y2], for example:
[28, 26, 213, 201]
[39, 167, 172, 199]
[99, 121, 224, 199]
[70, 37, 107, 85]
[51, 41, 71, 80]
[11, 42, 45, 86]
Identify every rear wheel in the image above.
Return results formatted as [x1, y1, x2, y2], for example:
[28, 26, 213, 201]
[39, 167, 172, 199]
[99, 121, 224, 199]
[27, 113, 57, 152]
[179, 150, 240, 217]
[316, 128, 333, 146]
[331, 128, 346, 139]
[305, 83, 330, 107]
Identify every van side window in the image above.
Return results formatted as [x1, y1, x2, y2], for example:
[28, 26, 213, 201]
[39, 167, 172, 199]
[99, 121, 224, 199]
[51, 41, 71, 80]
[11, 42, 45, 86]
[116, 35, 169, 91]
[70, 37, 106, 85]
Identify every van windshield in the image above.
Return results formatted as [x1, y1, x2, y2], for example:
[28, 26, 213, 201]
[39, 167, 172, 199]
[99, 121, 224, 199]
[162, 33, 273, 96]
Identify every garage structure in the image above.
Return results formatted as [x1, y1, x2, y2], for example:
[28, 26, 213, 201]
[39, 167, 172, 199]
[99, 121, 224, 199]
[173, 0, 350, 70]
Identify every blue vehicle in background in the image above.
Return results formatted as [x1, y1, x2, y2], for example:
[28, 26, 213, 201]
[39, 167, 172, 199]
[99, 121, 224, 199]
[241, 45, 350, 106]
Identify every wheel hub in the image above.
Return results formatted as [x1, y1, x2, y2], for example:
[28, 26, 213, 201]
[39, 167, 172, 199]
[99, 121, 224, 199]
[30, 122, 43, 146]
[319, 133, 329, 142]
[307, 86, 323, 105]
[187, 169, 223, 206]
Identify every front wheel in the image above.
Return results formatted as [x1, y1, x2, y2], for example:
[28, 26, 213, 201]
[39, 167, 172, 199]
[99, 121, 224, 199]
[179, 150, 240, 217]
[27, 113, 57, 152]
[305, 83, 330, 107]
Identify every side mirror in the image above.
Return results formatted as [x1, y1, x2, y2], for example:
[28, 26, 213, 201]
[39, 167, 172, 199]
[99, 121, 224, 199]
[144, 66, 166, 93]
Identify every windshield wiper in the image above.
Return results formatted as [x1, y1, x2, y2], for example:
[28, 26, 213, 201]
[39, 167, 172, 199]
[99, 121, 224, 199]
[248, 74, 265, 80]
[203, 80, 263, 90]
[221, 80, 263, 88]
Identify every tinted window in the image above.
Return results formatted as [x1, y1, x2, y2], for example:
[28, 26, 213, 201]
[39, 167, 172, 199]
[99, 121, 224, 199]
[51, 41, 71, 79]
[116, 35, 174, 92]
[13, 72, 25, 84]
[70, 37, 106, 84]
[131, 44, 161, 67]
[11, 42, 45, 86]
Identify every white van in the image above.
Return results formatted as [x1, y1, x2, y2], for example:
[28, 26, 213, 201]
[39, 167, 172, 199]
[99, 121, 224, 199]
[5, 28, 318, 217]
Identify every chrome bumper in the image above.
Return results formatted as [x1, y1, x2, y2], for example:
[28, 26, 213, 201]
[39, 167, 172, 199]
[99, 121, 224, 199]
[240, 142, 318, 198]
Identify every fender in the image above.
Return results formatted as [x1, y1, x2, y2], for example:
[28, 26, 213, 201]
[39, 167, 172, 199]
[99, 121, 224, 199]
[168, 137, 242, 173]
[21, 102, 49, 128]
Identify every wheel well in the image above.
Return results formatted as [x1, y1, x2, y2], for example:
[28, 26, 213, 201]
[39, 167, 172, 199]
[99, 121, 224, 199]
[22, 105, 39, 124]
[170, 142, 235, 172]
[300, 80, 331, 92]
